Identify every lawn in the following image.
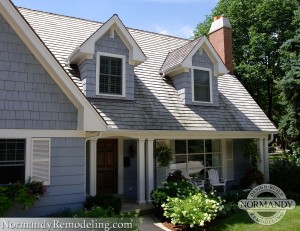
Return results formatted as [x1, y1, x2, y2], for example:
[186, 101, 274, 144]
[211, 202, 300, 231]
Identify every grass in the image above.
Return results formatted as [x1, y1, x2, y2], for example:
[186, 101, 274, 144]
[211, 202, 300, 231]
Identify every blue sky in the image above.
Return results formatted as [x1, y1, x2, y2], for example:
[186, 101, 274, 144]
[12, 0, 218, 39]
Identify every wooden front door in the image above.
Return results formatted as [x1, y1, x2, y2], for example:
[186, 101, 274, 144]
[97, 139, 118, 194]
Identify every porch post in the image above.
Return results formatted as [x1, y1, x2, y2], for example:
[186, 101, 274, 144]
[264, 137, 270, 182]
[89, 138, 97, 196]
[146, 139, 154, 203]
[137, 139, 146, 204]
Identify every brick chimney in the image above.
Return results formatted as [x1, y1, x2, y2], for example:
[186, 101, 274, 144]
[208, 16, 233, 73]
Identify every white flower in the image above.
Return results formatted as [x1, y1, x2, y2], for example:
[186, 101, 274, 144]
[200, 221, 204, 226]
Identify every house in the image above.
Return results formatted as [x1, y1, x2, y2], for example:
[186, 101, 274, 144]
[0, 0, 277, 216]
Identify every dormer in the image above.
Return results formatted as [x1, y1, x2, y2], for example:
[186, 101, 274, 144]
[160, 36, 228, 106]
[67, 14, 146, 66]
[160, 36, 228, 77]
[67, 15, 146, 100]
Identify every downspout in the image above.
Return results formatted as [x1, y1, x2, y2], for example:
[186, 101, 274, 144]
[268, 133, 274, 144]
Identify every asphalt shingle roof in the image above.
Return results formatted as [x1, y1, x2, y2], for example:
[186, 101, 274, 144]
[160, 36, 202, 73]
[18, 7, 277, 132]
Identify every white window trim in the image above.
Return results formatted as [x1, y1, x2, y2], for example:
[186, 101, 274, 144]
[192, 67, 213, 104]
[96, 52, 126, 97]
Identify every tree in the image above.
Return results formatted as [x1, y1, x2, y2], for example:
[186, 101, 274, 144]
[279, 8, 300, 164]
[194, 0, 299, 125]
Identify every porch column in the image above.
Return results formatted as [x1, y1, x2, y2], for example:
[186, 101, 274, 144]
[137, 139, 146, 204]
[89, 139, 97, 196]
[146, 139, 154, 203]
[264, 137, 270, 182]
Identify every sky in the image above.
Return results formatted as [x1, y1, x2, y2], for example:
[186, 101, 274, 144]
[12, 0, 218, 39]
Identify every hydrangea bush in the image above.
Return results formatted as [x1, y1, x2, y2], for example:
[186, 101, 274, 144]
[151, 180, 199, 208]
[162, 191, 223, 228]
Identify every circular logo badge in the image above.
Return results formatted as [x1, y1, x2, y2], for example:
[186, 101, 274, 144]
[238, 184, 296, 225]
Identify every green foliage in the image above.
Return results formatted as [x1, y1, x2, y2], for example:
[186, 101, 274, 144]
[270, 155, 300, 192]
[151, 180, 199, 208]
[279, 7, 300, 162]
[243, 139, 260, 168]
[48, 208, 74, 217]
[240, 168, 264, 188]
[194, 0, 300, 126]
[75, 206, 115, 218]
[0, 179, 46, 216]
[150, 190, 168, 208]
[84, 194, 122, 214]
[0, 187, 13, 216]
[222, 191, 249, 204]
[218, 202, 240, 218]
[154, 145, 174, 167]
[162, 191, 223, 228]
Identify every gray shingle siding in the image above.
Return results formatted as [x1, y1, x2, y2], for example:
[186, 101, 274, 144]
[172, 72, 191, 104]
[0, 14, 78, 130]
[8, 138, 86, 217]
[79, 30, 135, 100]
[192, 49, 214, 69]
[171, 49, 219, 106]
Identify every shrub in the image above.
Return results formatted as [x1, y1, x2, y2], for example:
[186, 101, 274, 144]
[48, 208, 75, 217]
[222, 191, 250, 204]
[270, 156, 300, 192]
[218, 202, 240, 218]
[150, 189, 168, 208]
[75, 206, 115, 218]
[151, 180, 199, 208]
[162, 191, 223, 228]
[84, 194, 122, 214]
[240, 168, 264, 188]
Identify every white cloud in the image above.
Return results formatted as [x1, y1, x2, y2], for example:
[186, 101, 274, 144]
[177, 26, 194, 38]
[154, 25, 170, 35]
[154, 25, 194, 38]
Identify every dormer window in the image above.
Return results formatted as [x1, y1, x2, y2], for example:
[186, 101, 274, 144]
[96, 52, 126, 96]
[192, 67, 212, 103]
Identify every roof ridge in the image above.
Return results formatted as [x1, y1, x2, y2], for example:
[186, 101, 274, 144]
[17, 6, 190, 41]
[169, 36, 202, 54]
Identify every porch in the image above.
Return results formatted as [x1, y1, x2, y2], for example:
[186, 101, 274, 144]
[85, 131, 271, 204]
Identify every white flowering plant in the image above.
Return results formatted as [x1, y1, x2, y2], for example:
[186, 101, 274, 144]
[151, 180, 199, 208]
[162, 191, 223, 229]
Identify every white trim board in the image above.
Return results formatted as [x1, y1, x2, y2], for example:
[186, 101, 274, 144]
[89, 130, 277, 140]
[0, 129, 86, 138]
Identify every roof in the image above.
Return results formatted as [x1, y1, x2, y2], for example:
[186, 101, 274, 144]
[17, 7, 277, 133]
[160, 37, 202, 73]
[160, 36, 228, 76]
